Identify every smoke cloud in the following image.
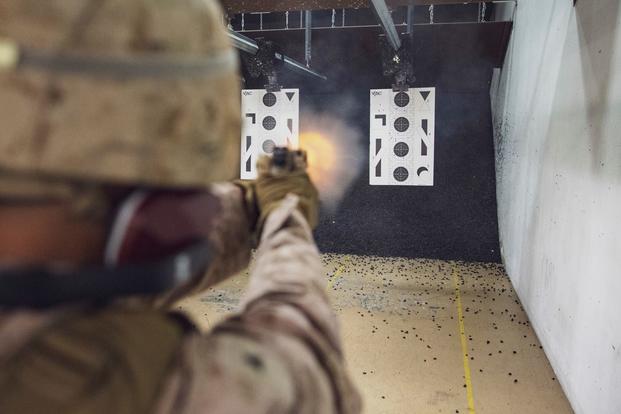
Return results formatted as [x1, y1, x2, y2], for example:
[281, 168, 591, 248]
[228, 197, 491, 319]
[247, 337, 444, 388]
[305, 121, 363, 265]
[299, 105, 365, 212]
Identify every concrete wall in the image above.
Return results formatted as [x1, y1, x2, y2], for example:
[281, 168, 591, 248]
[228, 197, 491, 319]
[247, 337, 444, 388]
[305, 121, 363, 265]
[492, 1, 621, 413]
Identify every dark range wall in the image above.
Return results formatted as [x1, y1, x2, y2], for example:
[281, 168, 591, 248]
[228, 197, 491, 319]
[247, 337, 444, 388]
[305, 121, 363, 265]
[243, 22, 510, 263]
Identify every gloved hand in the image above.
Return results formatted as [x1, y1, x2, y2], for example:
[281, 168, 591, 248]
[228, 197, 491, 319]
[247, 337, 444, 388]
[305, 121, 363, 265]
[235, 148, 319, 236]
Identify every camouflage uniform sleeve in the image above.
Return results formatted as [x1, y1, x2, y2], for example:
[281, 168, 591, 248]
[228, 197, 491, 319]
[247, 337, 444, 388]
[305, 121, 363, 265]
[153, 194, 362, 414]
[152, 183, 253, 308]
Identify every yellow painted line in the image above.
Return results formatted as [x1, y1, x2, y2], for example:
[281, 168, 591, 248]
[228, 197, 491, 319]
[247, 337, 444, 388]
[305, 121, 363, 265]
[327, 255, 349, 290]
[327, 265, 343, 290]
[453, 266, 476, 414]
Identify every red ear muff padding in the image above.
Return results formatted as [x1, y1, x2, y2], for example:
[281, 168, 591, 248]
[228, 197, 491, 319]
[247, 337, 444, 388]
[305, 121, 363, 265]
[105, 190, 222, 266]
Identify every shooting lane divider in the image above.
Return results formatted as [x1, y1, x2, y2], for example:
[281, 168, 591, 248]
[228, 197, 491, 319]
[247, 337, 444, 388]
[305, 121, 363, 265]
[452, 265, 477, 414]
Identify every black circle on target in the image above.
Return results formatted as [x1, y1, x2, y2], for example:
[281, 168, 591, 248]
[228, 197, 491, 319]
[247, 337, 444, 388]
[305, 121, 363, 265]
[394, 117, 410, 132]
[262, 116, 277, 130]
[393, 167, 409, 182]
[262, 139, 276, 154]
[393, 142, 409, 157]
[394, 92, 410, 108]
[263, 92, 277, 107]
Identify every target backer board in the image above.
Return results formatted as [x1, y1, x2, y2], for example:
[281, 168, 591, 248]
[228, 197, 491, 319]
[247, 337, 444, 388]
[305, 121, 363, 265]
[240, 89, 299, 179]
[369, 88, 435, 186]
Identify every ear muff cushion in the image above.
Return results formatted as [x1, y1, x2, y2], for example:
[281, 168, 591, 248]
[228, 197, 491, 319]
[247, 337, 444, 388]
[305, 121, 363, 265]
[105, 190, 222, 266]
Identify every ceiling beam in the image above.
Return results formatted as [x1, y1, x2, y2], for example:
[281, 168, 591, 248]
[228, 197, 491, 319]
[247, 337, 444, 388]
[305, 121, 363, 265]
[222, 0, 481, 14]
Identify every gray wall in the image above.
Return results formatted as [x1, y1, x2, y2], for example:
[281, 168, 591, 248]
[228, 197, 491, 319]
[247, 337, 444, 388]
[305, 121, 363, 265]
[492, 1, 621, 413]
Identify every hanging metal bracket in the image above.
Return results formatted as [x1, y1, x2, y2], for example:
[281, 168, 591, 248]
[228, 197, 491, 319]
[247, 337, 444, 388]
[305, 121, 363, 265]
[228, 29, 327, 83]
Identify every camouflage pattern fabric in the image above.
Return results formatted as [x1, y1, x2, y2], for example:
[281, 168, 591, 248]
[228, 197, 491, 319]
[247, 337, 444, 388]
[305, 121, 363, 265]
[0, 186, 362, 413]
[0, 0, 240, 197]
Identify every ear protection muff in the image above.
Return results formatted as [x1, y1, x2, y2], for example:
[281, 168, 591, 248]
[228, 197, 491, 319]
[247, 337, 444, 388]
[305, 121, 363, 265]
[105, 189, 221, 266]
[0, 189, 221, 309]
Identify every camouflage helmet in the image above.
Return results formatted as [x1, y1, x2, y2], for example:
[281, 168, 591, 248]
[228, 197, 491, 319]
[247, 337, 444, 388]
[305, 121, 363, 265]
[0, 0, 240, 200]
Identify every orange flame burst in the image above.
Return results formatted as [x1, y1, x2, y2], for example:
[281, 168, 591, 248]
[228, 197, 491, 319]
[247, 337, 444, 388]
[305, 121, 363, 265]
[296, 112, 364, 211]
[299, 131, 338, 190]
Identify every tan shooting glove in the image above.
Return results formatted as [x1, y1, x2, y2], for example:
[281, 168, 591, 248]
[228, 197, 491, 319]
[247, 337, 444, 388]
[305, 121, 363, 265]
[235, 148, 319, 236]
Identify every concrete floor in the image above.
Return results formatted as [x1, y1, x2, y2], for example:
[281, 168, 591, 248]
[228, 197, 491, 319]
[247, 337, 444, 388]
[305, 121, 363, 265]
[178, 254, 574, 414]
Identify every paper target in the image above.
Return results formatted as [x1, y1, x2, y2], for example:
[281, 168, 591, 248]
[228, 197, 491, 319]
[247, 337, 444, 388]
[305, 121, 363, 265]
[369, 87, 436, 186]
[240, 89, 299, 179]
